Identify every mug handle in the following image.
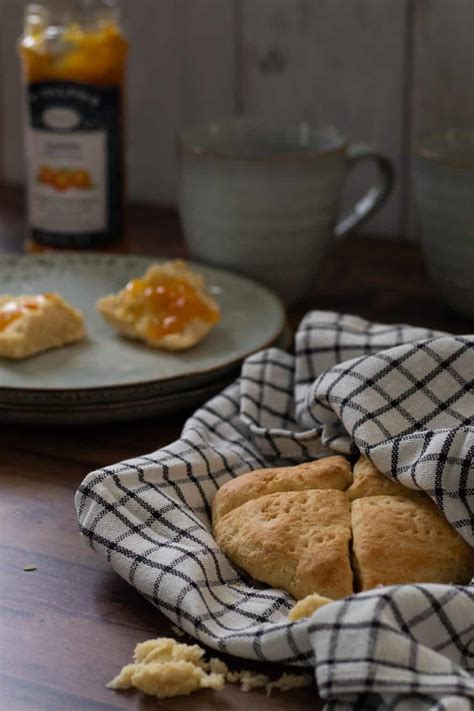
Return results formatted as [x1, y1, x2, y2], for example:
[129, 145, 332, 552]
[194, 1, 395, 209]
[335, 143, 395, 239]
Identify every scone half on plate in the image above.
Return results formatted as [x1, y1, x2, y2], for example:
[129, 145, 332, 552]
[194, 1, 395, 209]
[97, 260, 221, 351]
[0, 293, 85, 360]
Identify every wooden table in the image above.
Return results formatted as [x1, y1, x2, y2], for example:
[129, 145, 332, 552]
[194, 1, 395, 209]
[1, 186, 471, 710]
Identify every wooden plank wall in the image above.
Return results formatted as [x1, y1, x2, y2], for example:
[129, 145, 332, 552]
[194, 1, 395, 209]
[240, 0, 407, 237]
[0, 0, 472, 239]
[409, 0, 474, 236]
[0, 0, 25, 193]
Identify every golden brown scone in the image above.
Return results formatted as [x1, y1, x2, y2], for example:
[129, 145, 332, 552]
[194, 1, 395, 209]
[352, 495, 474, 590]
[347, 456, 424, 501]
[0, 293, 85, 359]
[213, 456, 473, 602]
[214, 489, 353, 600]
[97, 260, 220, 351]
[212, 456, 352, 525]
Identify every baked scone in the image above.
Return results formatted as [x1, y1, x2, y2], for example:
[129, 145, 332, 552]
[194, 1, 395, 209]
[212, 455, 352, 524]
[97, 260, 220, 351]
[352, 494, 474, 590]
[0, 293, 85, 359]
[213, 455, 474, 602]
[347, 456, 424, 501]
[214, 488, 353, 600]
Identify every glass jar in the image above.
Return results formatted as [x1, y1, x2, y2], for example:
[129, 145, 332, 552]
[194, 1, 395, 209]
[19, 0, 128, 251]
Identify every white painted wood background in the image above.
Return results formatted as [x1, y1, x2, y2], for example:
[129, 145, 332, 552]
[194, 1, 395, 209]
[0, 0, 473, 238]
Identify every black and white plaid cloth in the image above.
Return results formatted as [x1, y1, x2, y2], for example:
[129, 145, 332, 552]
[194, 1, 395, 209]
[76, 312, 474, 710]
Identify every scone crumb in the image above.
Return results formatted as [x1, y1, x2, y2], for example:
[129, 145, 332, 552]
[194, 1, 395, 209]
[107, 663, 136, 690]
[240, 671, 270, 693]
[226, 669, 269, 692]
[288, 592, 333, 621]
[226, 670, 241, 684]
[133, 637, 207, 668]
[210, 658, 229, 675]
[226, 668, 312, 695]
[266, 672, 313, 695]
[109, 660, 224, 699]
[108, 637, 312, 700]
[108, 639, 225, 699]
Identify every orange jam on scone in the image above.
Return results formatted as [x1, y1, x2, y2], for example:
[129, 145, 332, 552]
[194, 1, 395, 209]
[0, 295, 48, 332]
[97, 260, 221, 351]
[125, 273, 220, 341]
[0, 292, 85, 359]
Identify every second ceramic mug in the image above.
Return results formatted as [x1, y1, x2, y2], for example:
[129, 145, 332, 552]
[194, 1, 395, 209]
[414, 129, 474, 320]
[178, 120, 394, 304]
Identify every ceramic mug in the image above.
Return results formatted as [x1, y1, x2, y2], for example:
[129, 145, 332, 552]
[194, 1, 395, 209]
[178, 119, 394, 304]
[414, 129, 474, 320]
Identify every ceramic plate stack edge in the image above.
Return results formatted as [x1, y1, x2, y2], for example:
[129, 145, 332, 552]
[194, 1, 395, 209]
[0, 254, 287, 424]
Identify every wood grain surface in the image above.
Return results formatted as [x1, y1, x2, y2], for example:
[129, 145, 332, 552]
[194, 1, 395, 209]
[0, 186, 472, 710]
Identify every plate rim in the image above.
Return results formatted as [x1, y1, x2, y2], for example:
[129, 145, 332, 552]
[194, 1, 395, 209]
[0, 252, 286, 393]
[0, 375, 236, 424]
[0, 372, 235, 411]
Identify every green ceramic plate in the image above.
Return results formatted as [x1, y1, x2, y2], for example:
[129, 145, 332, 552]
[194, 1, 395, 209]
[0, 254, 286, 419]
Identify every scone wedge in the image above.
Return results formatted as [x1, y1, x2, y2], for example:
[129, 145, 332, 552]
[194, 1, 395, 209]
[347, 456, 425, 501]
[214, 489, 353, 600]
[213, 456, 354, 600]
[0, 293, 85, 359]
[352, 494, 474, 590]
[212, 455, 352, 524]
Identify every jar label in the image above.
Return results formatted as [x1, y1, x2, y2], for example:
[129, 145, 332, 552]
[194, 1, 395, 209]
[26, 81, 123, 248]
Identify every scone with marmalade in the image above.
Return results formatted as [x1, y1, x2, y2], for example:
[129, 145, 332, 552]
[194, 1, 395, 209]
[0, 293, 85, 359]
[212, 455, 474, 601]
[97, 260, 220, 351]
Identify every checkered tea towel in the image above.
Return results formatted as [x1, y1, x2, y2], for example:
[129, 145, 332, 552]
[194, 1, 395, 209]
[76, 312, 474, 710]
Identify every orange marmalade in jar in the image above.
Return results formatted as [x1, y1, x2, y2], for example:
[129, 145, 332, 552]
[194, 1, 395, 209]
[19, 1, 128, 250]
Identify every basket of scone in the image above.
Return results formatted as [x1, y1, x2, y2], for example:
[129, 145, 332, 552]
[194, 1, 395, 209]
[102, 452, 474, 702]
[77, 311, 474, 706]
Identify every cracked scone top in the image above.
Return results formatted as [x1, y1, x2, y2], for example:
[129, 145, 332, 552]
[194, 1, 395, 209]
[212, 456, 474, 601]
[0, 293, 85, 359]
[97, 260, 221, 351]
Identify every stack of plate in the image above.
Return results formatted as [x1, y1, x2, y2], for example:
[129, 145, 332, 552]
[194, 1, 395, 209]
[0, 254, 287, 424]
